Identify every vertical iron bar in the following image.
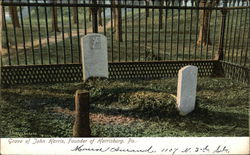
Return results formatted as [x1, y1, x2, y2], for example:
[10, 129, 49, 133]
[132, 1, 135, 62]
[125, 0, 128, 61]
[103, 0, 106, 36]
[44, 0, 51, 64]
[157, 1, 161, 61]
[205, 6, 211, 60]
[27, 0, 35, 64]
[118, 2, 121, 62]
[194, 1, 200, 60]
[12, 7, 19, 65]
[163, 1, 169, 60]
[170, 3, 174, 60]
[138, 1, 141, 61]
[83, 0, 87, 35]
[19, 1, 27, 65]
[35, 0, 43, 64]
[144, 0, 148, 61]
[3, 7, 11, 65]
[243, 8, 249, 67]
[182, 0, 187, 60]
[60, 0, 66, 64]
[176, 0, 180, 60]
[54, 5, 59, 64]
[68, 0, 74, 63]
[199, 1, 205, 60]
[151, 1, 154, 61]
[235, 4, 243, 64]
[231, 7, 240, 63]
[240, 9, 248, 65]
[212, 8, 218, 59]
[217, 5, 227, 61]
[76, 3, 81, 63]
[228, 8, 235, 62]
[110, 6, 114, 62]
[188, 0, 194, 60]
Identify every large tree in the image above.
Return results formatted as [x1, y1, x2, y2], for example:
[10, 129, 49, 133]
[51, 0, 60, 32]
[197, 0, 219, 46]
[112, 0, 122, 42]
[9, 6, 20, 28]
[2, 6, 5, 30]
[73, 0, 78, 24]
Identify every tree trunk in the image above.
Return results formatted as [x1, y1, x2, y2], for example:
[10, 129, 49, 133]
[197, 0, 217, 46]
[98, 8, 102, 26]
[52, 0, 60, 32]
[112, 0, 122, 42]
[9, 6, 20, 28]
[115, 7, 122, 42]
[145, 0, 149, 18]
[73, 0, 78, 24]
[2, 6, 5, 30]
[159, 1, 163, 29]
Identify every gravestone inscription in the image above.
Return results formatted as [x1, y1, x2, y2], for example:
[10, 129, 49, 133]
[176, 65, 198, 116]
[81, 33, 108, 81]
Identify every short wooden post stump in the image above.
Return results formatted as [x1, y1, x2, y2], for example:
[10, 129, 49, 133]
[73, 90, 91, 137]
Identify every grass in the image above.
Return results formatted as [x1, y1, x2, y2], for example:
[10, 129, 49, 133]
[0, 77, 249, 137]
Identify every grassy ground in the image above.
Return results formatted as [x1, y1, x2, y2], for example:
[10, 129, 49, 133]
[0, 77, 249, 137]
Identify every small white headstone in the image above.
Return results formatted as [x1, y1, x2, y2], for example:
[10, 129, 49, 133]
[176, 65, 198, 115]
[81, 33, 108, 81]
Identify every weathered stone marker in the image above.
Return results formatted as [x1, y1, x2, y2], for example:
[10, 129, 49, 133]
[73, 90, 91, 137]
[176, 65, 198, 116]
[81, 33, 108, 81]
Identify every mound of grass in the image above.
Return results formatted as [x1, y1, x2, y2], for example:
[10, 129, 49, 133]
[0, 77, 249, 137]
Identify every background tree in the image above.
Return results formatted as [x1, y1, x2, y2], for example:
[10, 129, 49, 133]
[73, 0, 78, 24]
[9, 6, 20, 28]
[112, 0, 122, 42]
[2, 7, 5, 30]
[51, 0, 60, 32]
[197, 0, 219, 46]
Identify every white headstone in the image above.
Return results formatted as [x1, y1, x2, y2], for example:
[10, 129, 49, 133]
[81, 33, 108, 81]
[176, 65, 198, 116]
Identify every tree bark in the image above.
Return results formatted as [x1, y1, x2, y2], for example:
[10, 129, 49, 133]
[145, 0, 150, 18]
[197, 0, 218, 46]
[9, 6, 20, 28]
[73, 0, 78, 24]
[159, 1, 163, 29]
[1, 6, 5, 30]
[52, 0, 60, 32]
[115, 2, 122, 42]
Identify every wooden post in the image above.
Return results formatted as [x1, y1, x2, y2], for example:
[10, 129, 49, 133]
[73, 90, 91, 137]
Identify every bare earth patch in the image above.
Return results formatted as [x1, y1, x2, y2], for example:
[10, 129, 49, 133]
[51, 106, 141, 125]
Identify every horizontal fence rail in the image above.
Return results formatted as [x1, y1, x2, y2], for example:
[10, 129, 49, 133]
[0, 0, 249, 84]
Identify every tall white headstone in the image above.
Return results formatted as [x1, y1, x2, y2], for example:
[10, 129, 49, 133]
[177, 65, 198, 116]
[81, 33, 108, 81]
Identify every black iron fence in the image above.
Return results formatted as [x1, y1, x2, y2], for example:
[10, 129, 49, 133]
[0, 0, 249, 84]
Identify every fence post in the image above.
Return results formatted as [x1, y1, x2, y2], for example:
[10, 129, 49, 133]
[73, 90, 91, 137]
[215, 0, 227, 60]
[91, 0, 98, 33]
